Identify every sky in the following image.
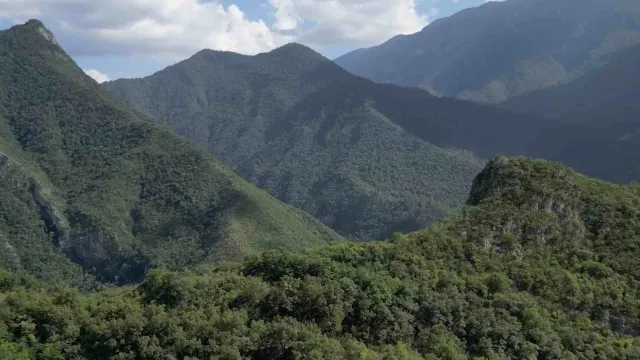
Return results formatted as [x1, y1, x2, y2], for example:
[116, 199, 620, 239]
[0, 0, 490, 82]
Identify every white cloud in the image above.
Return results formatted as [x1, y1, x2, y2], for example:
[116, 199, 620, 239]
[0, 0, 431, 59]
[0, 0, 287, 59]
[268, 0, 429, 46]
[84, 68, 110, 83]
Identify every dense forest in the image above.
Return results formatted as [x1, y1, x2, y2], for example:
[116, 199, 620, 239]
[1, 156, 639, 359]
[1, 12, 640, 360]
[0, 20, 340, 286]
[103, 43, 542, 241]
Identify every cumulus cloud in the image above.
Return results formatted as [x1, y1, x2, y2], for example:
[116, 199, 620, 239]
[84, 69, 110, 83]
[268, 0, 429, 46]
[0, 0, 431, 58]
[0, 0, 286, 58]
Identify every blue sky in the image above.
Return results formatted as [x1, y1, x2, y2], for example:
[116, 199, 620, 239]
[0, 0, 488, 81]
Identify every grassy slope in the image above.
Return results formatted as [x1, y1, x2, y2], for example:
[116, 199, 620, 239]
[0, 20, 340, 285]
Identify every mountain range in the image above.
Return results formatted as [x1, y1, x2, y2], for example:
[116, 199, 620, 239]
[332, 0, 640, 185]
[1, 4, 640, 357]
[504, 43, 640, 183]
[335, 0, 640, 103]
[103, 43, 542, 241]
[0, 20, 340, 285]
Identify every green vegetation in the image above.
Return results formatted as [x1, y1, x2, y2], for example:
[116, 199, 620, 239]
[1, 156, 639, 359]
[335, 0, 640, 103]
[3, 18, 640, 360]
[0, 20, 340, 285]
[103, 43, 542, 241]
[503, 44, 640, 184]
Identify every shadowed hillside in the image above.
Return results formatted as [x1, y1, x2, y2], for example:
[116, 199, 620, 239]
[104, 43, 542, 241]
[502, 44, 640, 183]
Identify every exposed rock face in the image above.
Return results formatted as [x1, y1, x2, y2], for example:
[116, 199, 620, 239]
[455, 155, 640, 336]
[0, 152, 143, 283]
[460, 156, 588, 252]
[30, 182, 69, 247]
[65, 226, 149, 284]
[0, 152, 67, 238]
[37, 26, 59, 45]
[468, 156, 581, 210]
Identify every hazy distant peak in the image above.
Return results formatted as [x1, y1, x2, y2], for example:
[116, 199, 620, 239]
[335, 0, 640, 104]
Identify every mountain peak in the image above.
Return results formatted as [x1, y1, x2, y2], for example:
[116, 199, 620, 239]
[266, 42, 328, 61]
[246, 42, 336, 75]
[4, 19, 60, 46]
[23, 19, 45, 27]
[468, 156, 581, 208]
[274, 42, 315, 52]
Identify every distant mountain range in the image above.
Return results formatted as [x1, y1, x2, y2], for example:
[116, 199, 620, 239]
[504, 44, 640, 183]
[335, 0, 640, 103]
[103, 44, 542, 241]
[0, 20, 340, 285]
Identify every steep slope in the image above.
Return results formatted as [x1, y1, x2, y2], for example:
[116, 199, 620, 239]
[0, 20, 340, 285]
[502, 44, 640, 118]
[2, 156, 639, 359]
[104, 44, 542, 241]
[335, 0, 640, 103]
[502, 44, 640, 183]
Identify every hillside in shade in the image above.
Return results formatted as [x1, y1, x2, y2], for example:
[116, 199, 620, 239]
[0, 20, 340, 286]
[335, 0, 640, 103]
[502, 44, 640, 183]
[103, 43, 542, 241]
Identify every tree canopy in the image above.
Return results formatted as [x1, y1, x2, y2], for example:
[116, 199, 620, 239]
[1, 156, 639, 359]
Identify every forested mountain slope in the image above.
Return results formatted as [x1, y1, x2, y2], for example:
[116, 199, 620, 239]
[502, 44, 640, 183]
[103, 44, 541, 241]
[2, 156, 639, 359]
[0, 20, 340, 285]
[335, 0, 640, 103]
[502, 44, 640, 119]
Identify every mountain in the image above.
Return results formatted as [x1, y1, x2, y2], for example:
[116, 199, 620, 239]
[502, 44, 640, 118]
[103, 43, 542, 241]
[0, 20, 340, 286]
[2, 156, 639, 358]
[335, 0, 640, 103]
[502, 44, 640, 183]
